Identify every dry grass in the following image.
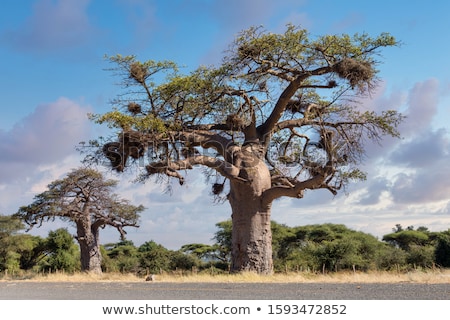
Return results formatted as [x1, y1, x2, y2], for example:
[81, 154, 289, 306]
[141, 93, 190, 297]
[2, 269, 450, 284]
[155, 270, 450, 284]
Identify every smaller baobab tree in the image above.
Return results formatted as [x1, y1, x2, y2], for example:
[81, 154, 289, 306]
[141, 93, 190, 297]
[15, 168, 144, 274]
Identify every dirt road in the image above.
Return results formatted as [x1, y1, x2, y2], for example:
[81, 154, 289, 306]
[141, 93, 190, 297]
[1, 281, 449, 300]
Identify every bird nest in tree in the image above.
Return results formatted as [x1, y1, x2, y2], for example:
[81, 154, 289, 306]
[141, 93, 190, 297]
[237, 44, 262, 59]
[226, 114, 246, 130]
[129, 62, 147, 84]
[334, 58, 374, 89]
[127, 102, 142, 115]
[285, 99, 308, 114]
[212, 183, 224, 195]
[102, 130, 146, 172]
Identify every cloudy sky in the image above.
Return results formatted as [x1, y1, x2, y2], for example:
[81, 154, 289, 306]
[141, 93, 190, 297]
[1, 0, 449, 249]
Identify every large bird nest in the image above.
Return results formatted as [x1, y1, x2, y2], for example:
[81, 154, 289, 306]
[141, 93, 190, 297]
[334, 58, 374, 89]
[237, 44, 262, 59]
[102, 130, 146, 172]
[285, 99, 309, 114]
[129, 62, 148, 84]
[212, 182, 225, 195]
[127, 102, 142, 115]
[226, 114, 246, 130]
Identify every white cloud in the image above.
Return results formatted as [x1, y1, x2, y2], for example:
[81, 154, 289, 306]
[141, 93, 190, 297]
[0, 97, 91, 175]
[401, 78, 440, 136]
[0, 97, 92, 215]
[389, 128, 449, 168]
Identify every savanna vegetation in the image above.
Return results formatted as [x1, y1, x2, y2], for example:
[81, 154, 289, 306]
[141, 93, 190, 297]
[2, 214, 449, 279]
[3, 25, 447, 281]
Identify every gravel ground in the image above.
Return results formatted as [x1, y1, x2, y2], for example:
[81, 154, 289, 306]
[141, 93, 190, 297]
[1, 282, 449, 300]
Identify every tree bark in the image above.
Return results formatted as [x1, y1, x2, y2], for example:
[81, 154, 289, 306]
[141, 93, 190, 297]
[76, 220, 102, 274]
[228, 154, 274, 274]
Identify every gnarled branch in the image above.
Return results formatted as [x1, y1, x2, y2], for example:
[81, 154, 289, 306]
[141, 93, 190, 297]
[144, 155, 247, 185]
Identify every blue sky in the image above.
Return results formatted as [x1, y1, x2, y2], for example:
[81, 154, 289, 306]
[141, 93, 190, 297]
[1, 0, 450, 249]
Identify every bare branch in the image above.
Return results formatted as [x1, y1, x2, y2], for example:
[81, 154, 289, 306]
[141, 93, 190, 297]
[144, 155, 247, 184]
[262, 163, 335, 205]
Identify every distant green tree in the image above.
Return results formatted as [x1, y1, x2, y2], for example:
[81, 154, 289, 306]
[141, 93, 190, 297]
[392, 224, 403, 233]
[435, 230, 450, 268]
[180, 243, 222, 262]
[212, 220, 232, 265]
[170, 251, 200, 271]
[315, 239, 359, 272]
[383, 229, 431, 251]
[277, 224, 383, 272]
[0, 215, 22, 272]
[405, 245, 434, 269]
[104, 240, 139, 273]
[293, 223, 351, 243]
[16, 235, 47, 270]
[40, 228, 80, 273]
[138, 241, 172, 274]
[0, 214, 47, 272]
[376, 244, 407, 271]
[346, 231, 382, 270]
[1, 234, 46, 273]
[382, 225, 438, 269]
[0, 214, 24, 237]
[271, 221, 296, 265]
[416, 226, 429, 233]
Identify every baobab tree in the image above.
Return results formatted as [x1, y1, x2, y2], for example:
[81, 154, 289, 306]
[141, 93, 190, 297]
[15, 168, 144, 274]
[87, 25, 403, 274]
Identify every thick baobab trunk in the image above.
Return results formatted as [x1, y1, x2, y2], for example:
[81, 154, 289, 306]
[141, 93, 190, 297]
[228, 156, 273, 274]
[76, 221, 102, 274]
